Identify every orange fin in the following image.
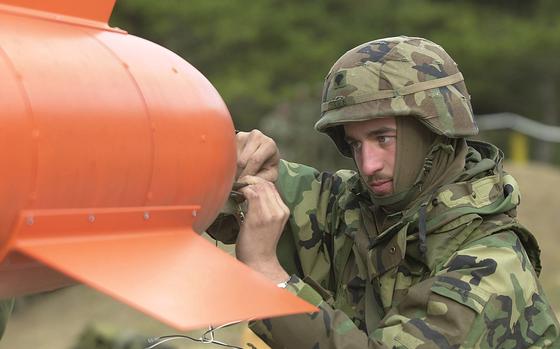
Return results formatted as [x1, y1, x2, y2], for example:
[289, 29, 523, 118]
[9, 207, 316, 330]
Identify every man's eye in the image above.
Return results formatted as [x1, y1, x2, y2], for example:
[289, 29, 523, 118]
[378, 136, 394, 145]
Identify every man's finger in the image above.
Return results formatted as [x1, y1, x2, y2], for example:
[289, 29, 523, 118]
[253, 166, 278, 183]
[237, 175, 267, 186]
[237, 144, 263, 179]
[236, 130, 279, 181]
[239, 148, 280, 181]
[236, 135, 261, 178]
[254, 141, 280, 181]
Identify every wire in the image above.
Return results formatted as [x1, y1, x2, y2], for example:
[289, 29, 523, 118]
[145, 321, 247, 349]
[145, 334, 243, 349]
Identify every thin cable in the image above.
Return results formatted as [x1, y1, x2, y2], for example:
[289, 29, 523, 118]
[145, 320, 249, 349]
[145, 334, 200, 349]
[145, 334, 243, 349]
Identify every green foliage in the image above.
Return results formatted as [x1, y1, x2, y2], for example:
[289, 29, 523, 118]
[260, 87, 354, 170]
[111, 0, 560, 168]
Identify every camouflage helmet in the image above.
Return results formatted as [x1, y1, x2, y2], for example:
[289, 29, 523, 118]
[315, 36, 478, 157]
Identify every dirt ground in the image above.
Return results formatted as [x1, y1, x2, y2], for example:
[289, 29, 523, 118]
[2, 161, 559, 349]
[0, 284, 263, 349]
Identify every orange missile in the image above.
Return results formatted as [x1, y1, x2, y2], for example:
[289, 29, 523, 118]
[0, 0, 316, 330]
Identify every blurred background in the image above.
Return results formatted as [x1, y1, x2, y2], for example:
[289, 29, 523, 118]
[2, 0, 559, 348]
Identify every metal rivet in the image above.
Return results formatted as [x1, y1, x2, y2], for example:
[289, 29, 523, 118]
[88, 215, 95, 223]
[143, 212, 150, 220]
[26, 216, 34, 225]
[192, 210, 197, 217]
[389, 246, 396, 254]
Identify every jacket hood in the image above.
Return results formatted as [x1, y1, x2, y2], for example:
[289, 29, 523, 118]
[346, 140, 542, 274]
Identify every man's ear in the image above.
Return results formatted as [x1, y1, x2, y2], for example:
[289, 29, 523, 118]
[328, 125, 353, 157]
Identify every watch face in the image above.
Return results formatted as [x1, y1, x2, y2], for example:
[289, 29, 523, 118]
[277, 276, 292, 288]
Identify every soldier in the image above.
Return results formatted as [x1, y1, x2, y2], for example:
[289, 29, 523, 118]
[209, 36, 559, 348]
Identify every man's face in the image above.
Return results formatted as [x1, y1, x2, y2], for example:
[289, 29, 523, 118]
[343, 117, 397, 196]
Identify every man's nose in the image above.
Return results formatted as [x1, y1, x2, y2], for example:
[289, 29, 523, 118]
[359, 143, 384, 176]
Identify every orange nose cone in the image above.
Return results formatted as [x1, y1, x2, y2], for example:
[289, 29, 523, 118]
[0, 1, 316, 330]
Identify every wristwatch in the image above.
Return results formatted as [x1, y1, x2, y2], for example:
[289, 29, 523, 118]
[276, 275, 293, 288]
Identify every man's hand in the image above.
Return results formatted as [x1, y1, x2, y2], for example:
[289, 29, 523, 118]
[236, 176, 289, 284]
[236, 130, 280, 182]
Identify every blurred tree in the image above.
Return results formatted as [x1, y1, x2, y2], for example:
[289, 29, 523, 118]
[110, 0, 560, 167]
[259, 86, 354, 171]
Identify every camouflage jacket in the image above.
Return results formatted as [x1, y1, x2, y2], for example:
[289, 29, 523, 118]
[209, 141, 559, 348]
[0, 298, 13, 339]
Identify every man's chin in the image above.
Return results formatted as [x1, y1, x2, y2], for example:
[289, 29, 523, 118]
[372, 191, 393, 198]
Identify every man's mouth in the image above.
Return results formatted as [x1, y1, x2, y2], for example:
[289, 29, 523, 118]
[369, 179, 393, 195]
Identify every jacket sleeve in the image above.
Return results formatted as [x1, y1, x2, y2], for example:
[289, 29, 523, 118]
[0, 298, 14, 339]
[250, 231, 560, 348]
